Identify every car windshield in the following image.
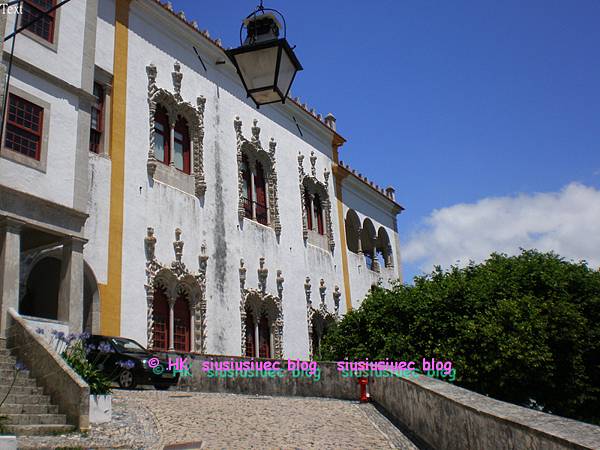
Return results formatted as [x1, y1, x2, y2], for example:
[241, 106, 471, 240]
[111, 338, 147, 353]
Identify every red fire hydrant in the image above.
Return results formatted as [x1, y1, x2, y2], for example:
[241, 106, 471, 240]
[358, 377, 369, 403]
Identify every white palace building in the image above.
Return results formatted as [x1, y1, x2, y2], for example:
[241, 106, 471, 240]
[0, 0, 403, 360]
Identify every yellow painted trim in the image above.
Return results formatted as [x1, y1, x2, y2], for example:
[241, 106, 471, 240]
[332, 145, 353, 312]
[97, 0, 131, 336]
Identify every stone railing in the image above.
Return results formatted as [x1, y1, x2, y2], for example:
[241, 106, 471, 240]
[6, 308, 89, 431]
[180, 354, 600, 449]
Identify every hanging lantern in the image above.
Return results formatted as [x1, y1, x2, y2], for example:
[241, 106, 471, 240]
[225, 2, 303, 108]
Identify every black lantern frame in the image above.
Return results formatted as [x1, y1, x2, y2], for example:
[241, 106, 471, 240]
[225, 3, 303, 108]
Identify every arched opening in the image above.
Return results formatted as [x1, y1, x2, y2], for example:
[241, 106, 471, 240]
[152, 284, 170, 351]
[362, 219, 377, 271]
[377, 227, 393, 268]
[19, 257, 60, 320]
[83, 263, 100, 333]
[153, 104, 170, 165]
[174, 115, 191, 174]
[173, 292, 191, 352]
[239, 151, 270, 226]
[311, 312, 335, 360]
[345, 209, 360, 253]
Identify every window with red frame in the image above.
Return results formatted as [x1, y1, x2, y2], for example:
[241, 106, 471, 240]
[89, 82, 104, 153]
[314, 193, 324, 235]
[173, 116, 191, 174]
[22, 0, 56, 43]
[173, 294, 190, 352]
[244, 310, 255, 357]
[304, 188, 313, 230]
[241, 154, 253, 219]
[254, 161, 268, 225]
[152, 286, 170, 351]
[4, 94, 44, 160]
[153, 105, 170, 165]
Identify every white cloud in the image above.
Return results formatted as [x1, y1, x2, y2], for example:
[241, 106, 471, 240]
[404, 183, 600, 273]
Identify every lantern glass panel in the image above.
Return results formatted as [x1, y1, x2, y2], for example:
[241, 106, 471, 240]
[276, 48, 297, 97]
[251, 89, 282, 105]
[234, 45, 279, 91]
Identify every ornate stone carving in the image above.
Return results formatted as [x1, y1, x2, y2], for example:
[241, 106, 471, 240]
[333, 285, 341, 317]
[146, 63, 206, 199]
[319, 279, 326, 306]
[144, 227, 157, 261]
[298, 153, 335, 252]
[144, 228, 208, 353]
[173, 228, 183, 263]
[239, 258, 284, 358]
[276, 270, 284, 298]
[306, 278, 337, 360]
[304, 276, 312, 307]
[258, 257, 268, 293]
[172, 61, 183, 100]
[233, 117, 281, 237]
[239, 258, 247, 289]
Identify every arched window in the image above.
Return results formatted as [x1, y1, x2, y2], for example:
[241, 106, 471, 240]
[345, 210, 361, 253]
[153, 105, 170, 165]
[314, 193, 324, 235]
[255, 161, 268, 225]
[174, 116, 191, 174]
[152, 285, 170, 351]
[304, 188, 313, 230]
[173, 293, 191, 352]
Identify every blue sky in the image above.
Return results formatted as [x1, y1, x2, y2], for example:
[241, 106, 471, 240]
[170, 0, 600, 282]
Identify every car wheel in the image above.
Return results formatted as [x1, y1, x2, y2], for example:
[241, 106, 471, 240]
[154, 384, 170, 391]
[118, 369, 136, 389]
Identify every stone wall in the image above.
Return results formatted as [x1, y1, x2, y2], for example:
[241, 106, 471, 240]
[6, 308, 90, 431]
[179, 355, 360, 400]
[369, 374, 600, 450]
[180, 354, 600, 450]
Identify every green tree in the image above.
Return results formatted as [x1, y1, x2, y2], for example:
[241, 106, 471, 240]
[320, 250, 600, 425]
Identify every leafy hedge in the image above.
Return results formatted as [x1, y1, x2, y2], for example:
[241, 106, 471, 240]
[320, 250, 600, 425]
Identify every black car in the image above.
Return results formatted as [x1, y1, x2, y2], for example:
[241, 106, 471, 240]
[86, 335, 179, 390]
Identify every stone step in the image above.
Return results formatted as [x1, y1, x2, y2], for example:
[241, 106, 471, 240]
[0, 393, 51, 405]
[0, 375, 38, 387]
[0, 367, 31, 377]
[0, 403, 58, 414]
[0, 360, 23, 371]
[3, 424, 75, 436]
[0, 384, 44, 396]
[1, 413, 67, 425]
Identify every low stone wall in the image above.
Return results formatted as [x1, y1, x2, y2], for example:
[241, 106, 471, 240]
[6, 308, 90, 431]
[178, 354, 361, 400]
[368, 372, 600, 450]
[179, 354, 600, 450]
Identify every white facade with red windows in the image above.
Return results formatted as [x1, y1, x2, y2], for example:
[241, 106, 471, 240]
[0, 0, 403, 360]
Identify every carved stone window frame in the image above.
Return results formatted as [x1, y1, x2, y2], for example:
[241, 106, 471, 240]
[144, 227, 209, 353]
[234, 117, 281, 237]
[146, 62, 206, 198]
[238, 259, 284, 358]
[305, 278, 338, 360]
[298, 151, 335, 252]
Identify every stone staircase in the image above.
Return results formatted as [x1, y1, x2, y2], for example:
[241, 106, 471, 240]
[0, 339, 75, 435]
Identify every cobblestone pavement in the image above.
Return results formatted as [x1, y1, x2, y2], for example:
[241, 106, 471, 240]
[18, 390, 420, 449]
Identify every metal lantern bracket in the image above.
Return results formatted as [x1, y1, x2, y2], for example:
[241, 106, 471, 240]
[239, 1, 288, 46]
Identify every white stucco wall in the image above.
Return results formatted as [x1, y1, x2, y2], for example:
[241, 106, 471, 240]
[2, 0, 403, 361]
